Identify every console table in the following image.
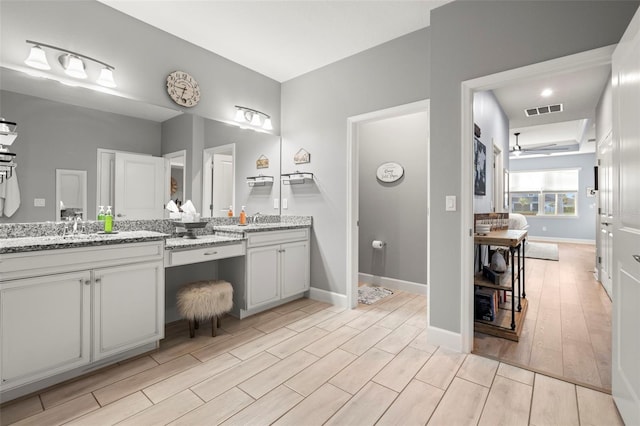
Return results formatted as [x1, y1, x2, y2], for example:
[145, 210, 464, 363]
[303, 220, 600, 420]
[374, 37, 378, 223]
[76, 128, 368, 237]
[474, 229, 527, 341]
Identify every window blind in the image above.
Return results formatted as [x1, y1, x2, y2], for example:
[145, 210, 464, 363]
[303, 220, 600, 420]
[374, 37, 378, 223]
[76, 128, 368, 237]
[510, 169, 579, 192]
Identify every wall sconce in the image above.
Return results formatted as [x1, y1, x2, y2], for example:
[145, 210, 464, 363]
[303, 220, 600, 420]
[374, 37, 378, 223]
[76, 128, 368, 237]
[234, 106, 273, 131]
[24, 40, 117, 88]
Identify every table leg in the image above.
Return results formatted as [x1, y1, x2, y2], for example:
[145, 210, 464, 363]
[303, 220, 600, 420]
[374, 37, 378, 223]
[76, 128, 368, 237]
[517, 244, 522, 312]
[510, 246, 516, 330]
[522, 238, 526, 298]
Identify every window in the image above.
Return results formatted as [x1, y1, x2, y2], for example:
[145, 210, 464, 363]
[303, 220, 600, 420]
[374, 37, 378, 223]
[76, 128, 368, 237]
[509, 169, 579, 217]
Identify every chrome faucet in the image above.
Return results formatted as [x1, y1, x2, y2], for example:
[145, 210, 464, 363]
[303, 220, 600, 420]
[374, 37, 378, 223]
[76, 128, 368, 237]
[252, 212, 261, 224]
[72, 216, 83, 234]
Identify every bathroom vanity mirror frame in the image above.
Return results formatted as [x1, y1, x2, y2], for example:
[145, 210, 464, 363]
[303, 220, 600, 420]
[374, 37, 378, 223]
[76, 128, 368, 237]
[55, 169, 87, 221]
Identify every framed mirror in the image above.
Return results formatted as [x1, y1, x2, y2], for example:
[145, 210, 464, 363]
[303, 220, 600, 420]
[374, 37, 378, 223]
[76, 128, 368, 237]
[56, 169, 87, 221]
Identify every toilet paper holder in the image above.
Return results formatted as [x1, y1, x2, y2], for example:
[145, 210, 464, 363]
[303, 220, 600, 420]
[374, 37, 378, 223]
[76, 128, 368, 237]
[372, 240, 385, 249]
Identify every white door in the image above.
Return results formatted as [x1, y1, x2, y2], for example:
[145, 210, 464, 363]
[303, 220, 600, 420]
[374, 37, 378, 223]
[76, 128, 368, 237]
[611, 6, 640, 424]
[0, 272, 91, 389]
[212, 153, 234, 217]
[598, 134, 614, 298]
[93, 262, 164, 360]
[114, 152, 166, 219]
[281, 240, 310, 298]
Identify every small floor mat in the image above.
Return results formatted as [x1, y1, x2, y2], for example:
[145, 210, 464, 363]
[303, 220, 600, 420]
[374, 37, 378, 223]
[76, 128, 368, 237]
[358, 286, 393, 305]
[525, 241, 559, 261]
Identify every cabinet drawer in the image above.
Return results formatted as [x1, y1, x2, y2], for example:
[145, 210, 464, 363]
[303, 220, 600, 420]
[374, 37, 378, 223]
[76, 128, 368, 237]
[166, 242, 245, 267]
[0, 242, 164, 281]
[246, 228, 309, 248]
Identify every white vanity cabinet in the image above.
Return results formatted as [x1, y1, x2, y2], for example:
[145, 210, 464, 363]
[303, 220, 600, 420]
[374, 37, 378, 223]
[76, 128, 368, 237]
[93, 261, 164, 360]
[0, 271, 91, 389]
[0, 240, 164, 398]
[244, 228, 310, 312]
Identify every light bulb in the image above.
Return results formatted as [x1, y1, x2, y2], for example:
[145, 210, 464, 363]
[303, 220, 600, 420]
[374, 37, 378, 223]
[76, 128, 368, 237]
[235, 108, 246, 122]
[262, 118, 273, 131]
[24, 45, 51, 70]
[97, 67, 116, 88]
[63, 55, 87, 79]
[250, 113, 261, 126]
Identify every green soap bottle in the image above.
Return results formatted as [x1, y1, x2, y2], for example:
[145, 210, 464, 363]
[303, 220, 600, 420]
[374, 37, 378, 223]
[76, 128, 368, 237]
[104, 206, 113, 233]
[97, 205, 105, 221]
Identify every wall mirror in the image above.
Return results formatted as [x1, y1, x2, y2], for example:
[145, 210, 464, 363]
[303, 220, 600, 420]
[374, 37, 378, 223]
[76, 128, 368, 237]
[0, 68, 281, 223]
[203, 144, 235, 217]
[55, 169, 87, 221]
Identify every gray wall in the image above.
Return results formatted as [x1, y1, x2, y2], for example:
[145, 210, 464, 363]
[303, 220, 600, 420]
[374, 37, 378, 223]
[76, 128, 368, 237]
[281, 28, 430, 295]
[0, 90, 160, 223]
[358, 111, 428, 284]
[510, 153, 597, 241]
[429, 0, 638, 333]
[473, 90, 510, 214]
[0, 1, 281, 133]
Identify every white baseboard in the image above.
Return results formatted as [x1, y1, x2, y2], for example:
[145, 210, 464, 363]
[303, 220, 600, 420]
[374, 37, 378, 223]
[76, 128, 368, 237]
[308, 287, 348, 309]
[527, 236, 595, 245]
[426, 325, 463, 353]
[358, 273, 427, 295]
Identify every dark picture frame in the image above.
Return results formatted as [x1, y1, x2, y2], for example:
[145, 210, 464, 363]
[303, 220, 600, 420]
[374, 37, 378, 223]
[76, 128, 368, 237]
[474, 137, 486, 196]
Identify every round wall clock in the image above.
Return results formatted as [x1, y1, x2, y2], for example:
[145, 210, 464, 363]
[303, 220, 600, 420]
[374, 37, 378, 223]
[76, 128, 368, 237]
[166, 71, 201, 108]
[376, 162, 404, 183]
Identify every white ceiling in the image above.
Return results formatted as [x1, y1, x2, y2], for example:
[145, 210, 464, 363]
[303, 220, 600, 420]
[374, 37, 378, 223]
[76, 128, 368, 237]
[98, 0, 452, 82]
[492, 63, 610, 157]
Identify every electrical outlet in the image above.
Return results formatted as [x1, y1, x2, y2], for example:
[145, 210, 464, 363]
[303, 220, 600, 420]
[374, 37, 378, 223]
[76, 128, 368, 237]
[34, 198, 46, 207]
[274, 198, 279, 209]
[282, 198, 288, 209]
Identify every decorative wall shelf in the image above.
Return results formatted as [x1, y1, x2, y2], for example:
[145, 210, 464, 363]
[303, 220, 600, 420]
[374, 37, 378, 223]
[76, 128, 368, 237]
[281, 171, 314, 185]
[246, 174, 274, 187]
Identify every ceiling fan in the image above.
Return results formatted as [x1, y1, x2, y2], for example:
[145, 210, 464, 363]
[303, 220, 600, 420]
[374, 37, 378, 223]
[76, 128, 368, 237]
[510, 132, 574, 156]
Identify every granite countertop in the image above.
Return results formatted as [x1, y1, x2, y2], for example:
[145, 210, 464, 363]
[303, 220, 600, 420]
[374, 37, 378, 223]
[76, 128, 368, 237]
[213, 220, 312, 234]
[0, 231, 168, 254]
[165, 234, 245, 250]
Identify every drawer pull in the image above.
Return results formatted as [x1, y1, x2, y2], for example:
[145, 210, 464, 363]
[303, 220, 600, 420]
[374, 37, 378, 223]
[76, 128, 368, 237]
[95, 278, 102, 284]
[204, 251, 219, 256]
[82, 279, 91, 286]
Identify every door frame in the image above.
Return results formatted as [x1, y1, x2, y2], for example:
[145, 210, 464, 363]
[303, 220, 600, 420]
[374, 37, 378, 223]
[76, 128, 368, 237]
[459, 45, 615, 352]
[346, 99, 430, 309]
[202, 143, 236, 218]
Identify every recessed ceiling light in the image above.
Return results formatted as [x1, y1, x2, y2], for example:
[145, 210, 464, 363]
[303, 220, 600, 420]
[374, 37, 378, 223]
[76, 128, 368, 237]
[541, 88, 553, 97]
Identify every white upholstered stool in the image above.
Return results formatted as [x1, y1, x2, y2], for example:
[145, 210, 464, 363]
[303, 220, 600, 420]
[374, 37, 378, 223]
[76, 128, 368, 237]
[176, 280, 233, 338]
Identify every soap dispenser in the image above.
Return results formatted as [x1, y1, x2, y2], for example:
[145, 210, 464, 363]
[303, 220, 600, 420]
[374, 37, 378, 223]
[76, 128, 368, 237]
[104, 206, 113, 233]
[227, 205, 233, 217]
[239, 206, 247, 225]
[97, 206, 105, 221]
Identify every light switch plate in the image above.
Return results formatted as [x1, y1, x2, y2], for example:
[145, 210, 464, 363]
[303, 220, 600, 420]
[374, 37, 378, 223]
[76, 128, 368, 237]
[445, 195, 456, 211]
[34, 198, 46, 207]
[282, 198, 288, 209]
[274, 198, 279, 209]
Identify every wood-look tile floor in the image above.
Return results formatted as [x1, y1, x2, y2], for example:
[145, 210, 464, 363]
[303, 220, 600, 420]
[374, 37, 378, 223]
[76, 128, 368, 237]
[473, 243, 612, 392]
[1, 283, 622, 425]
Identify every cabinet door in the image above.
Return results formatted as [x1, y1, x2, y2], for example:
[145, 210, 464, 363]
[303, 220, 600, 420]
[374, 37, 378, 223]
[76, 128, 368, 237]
[0, 272, 90, 389]
[281, 240, 310, 299]
[93, 261, 164, 360]
[246, 245, 280, 309]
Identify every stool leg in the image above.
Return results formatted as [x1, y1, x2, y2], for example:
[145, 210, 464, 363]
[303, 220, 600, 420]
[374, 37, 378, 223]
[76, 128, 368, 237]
[194, 319, 199, 330]
[188, 320, 195, 338]
[211, 316, 217, 337]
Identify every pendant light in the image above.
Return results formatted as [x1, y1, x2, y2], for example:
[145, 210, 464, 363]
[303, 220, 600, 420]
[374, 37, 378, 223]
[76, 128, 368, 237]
[24, 45, 51, 70]
[60, 54, 87, 79]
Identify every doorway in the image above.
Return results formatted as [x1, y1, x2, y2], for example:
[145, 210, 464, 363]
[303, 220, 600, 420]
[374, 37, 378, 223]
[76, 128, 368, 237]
[346, 100, 430, 309]
[461, 46, 615, 388]
[202, 144, 236, 218]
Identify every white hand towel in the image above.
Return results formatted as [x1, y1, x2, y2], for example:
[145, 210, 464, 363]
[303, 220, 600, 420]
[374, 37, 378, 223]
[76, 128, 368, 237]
[0, 168, 20, 217]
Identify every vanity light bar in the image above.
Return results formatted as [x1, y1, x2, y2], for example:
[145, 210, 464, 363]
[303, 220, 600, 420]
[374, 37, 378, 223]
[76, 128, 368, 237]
[234, 106, 273, 131]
